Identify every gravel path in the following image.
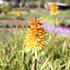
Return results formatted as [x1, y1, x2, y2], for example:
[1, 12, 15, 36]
[0, 19, 28, 25]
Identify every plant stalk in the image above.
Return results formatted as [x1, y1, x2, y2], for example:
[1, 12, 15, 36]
[31, 49, 37, 70]
[34, 49, 37, 70]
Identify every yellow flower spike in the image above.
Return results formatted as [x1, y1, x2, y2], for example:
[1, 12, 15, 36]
[50, 3, 59, 15]
[24, 18, 47, 52]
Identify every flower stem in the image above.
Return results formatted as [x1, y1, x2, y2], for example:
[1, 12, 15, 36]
[34, 49, 37, 70]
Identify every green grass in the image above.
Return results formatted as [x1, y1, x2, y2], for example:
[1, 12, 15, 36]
[40, 16, 70, 26]
[0, 9, 70, 19]
[0, 14, 16, 19]
[0, 27, 70, 70]
[59, 11, 70, 17]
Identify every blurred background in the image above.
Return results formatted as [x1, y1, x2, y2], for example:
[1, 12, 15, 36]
[0, 0, 70, 70]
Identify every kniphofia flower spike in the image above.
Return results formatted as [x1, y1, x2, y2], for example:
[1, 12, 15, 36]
[24, 18, 47, 52]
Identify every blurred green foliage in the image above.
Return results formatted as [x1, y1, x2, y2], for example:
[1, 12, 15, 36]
[0, 4, 12, 14]
[40, 16, 70, 27]
[0, 28, 70, 70]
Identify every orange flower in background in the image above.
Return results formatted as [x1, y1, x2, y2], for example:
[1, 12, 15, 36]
[50, 3, 59, 15]
[24, 18, 47, 52]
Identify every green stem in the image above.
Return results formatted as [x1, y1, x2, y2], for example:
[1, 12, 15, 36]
[34, 49, 37, 70]
[55, 15, 57, 26]
[52, 15, 57, 38]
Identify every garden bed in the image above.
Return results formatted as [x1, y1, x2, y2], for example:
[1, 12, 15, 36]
[42, 20, 70, 37]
